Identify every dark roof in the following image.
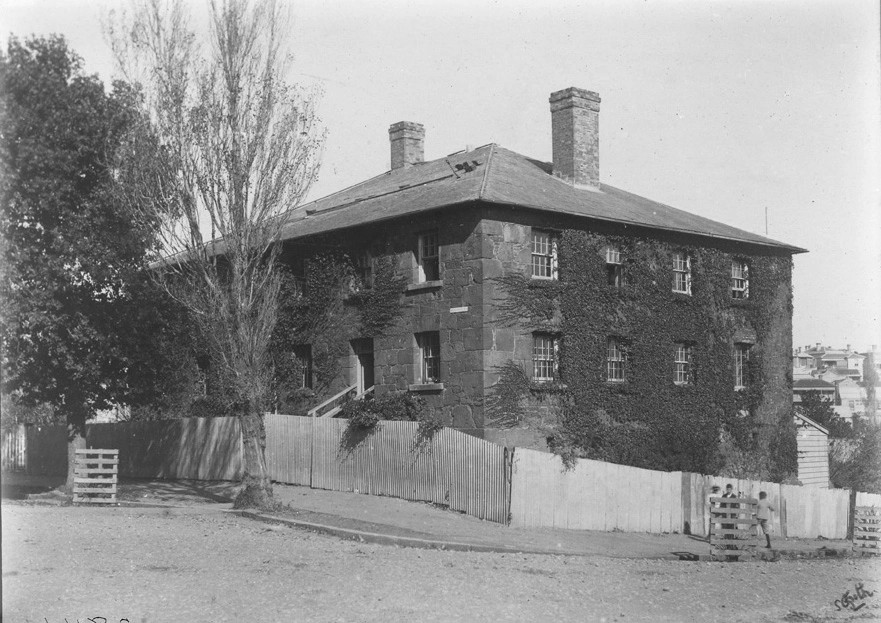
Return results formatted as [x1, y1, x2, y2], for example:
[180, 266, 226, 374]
[794, 412, 829, 435]
[279, 144, 806, 253]
[793, 379, 836, 389]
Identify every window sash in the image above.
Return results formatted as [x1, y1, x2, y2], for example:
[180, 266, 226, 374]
[734, 344, 750, 388]
[418, 332, 440, 383]
[731, 260, 748, 299]
[605, 245, 621, 264]
[531, 231, 557, 279]
[672, 252, 691, 294]
[294, 345, 313, 389]
[674, 344, 692, 384]
[607, 339, 626, 382]
[418, 232, 439, 282]
[533, 335, 557, 381]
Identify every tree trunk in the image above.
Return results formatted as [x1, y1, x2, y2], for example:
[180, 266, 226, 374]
[64, 405, 88, 493]
[233, 410, 274, 509]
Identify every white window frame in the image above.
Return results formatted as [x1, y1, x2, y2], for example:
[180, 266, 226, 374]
[533, 334, 558, 382]
[734, 343, 750, 390]
[417, 332, 441, 383]
[674, 343, 692, 385]
[731, 259, 749, 299]
[531, 230, 558, 280]
[672, 251, 692, 295]
[607, 338, 626, 383]
[605, 245, 624, 287]
[294, 345, 313, 389]
[355, 250, 373, 289]
[417, 231, 439, 282]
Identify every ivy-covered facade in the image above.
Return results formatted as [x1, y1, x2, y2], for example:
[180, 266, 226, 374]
[263, 87, 805, 476]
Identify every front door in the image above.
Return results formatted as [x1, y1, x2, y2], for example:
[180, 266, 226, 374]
[352, 338, 375, 394]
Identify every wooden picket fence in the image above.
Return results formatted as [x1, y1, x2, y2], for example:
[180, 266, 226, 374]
[73, 449, 119, 504]
[708, 496, 759, 561]
[853, 507, 880, 556]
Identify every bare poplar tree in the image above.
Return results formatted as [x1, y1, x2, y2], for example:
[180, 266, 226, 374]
[107, 0, 324, 507]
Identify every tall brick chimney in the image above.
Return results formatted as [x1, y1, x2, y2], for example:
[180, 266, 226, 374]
[549, 87, 601, 188]
[389, 121, 425, 170]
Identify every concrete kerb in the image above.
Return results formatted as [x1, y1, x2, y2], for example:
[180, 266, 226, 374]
[234, 510, 630, 558]
[233, 510, 856, 562]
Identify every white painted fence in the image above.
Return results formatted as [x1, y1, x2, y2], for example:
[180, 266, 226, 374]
[510, 448, 683, 532]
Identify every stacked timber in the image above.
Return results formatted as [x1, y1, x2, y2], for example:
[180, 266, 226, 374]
[73, 449, 118, 504]
[709, 496, 759, 561]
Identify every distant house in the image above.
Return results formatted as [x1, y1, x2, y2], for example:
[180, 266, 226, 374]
[792, 378, 836, 405]
[793, 412, 829, 487]
[794, 344, 865, 381]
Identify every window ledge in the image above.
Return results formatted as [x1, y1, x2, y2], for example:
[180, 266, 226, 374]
[409, 383, 444, 392]
[405, 280, 443, 293]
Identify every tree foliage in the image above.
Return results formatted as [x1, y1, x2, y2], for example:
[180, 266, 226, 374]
[795, 390, 855, 439]
[107, 0, 325, 508]
[0, 35, 173, 488]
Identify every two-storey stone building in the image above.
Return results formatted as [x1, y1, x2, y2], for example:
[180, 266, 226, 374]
[275, 87, 805, 469]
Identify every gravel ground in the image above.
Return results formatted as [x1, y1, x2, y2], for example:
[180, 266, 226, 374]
[2, 503, 879, 623]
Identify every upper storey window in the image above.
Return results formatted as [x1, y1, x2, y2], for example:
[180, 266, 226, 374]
[731, 260, 749, 299]
[417, 231, 439, 282]
[605, 245, 624, 287]
[531, 230, 557, 279]
[672, 251, 692, 295]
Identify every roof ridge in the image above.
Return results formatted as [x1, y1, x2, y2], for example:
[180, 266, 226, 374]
[478, 144, 497, 200]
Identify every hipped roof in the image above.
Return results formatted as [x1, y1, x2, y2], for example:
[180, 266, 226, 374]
[278, 144, 806, 253]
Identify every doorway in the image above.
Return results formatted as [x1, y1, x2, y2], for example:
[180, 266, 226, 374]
[351, 338, 374, 394]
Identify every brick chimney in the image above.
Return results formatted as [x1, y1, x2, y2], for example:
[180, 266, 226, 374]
[549, 87, 601, 188]
[389, 121, 425, 170]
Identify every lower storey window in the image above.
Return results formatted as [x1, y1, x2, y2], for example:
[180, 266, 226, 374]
[674, 343, 693, 385]
[533, 334, 557, 381]
[417, 332, 440, 383]
[293, 345, 313, 389]
[734, 343, 750, 389]
[607, 338, 626, 382]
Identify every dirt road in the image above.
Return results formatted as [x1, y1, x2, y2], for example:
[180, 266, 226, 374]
[2, 503, 879, 622]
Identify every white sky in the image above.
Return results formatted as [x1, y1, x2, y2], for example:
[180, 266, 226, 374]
[3, 0, 879, 352]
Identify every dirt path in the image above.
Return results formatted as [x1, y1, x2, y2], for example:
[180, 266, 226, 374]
[2, 503, 879, 623]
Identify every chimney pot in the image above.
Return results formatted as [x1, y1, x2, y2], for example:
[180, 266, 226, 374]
[389, 121, 425, 170]
[549, 87, 601, 188]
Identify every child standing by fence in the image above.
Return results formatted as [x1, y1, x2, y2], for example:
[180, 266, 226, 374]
[756, 491, 775, 549]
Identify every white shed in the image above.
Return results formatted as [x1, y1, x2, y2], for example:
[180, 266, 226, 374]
[794, 412, 830, 487]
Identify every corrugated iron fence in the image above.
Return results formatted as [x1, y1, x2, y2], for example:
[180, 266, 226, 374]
[1, 424, 27, 471]
[510, 448, 683, 532]
[16, 418, 243, 480]
[265, 415, 510, 524]
[511, 448, 853, 539]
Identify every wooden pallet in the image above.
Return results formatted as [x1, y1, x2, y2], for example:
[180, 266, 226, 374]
[853, 506, 880, 556]
[73, 449, 119, 505]
[709, 496, 759, 561]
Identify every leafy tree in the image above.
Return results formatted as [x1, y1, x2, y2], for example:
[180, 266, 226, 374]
[107, 0, 324, 508]
[795, 390, 854, 439]
[0, 35, 172, 489]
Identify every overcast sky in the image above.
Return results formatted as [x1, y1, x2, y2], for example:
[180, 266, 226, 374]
[3, 0, 879, 352]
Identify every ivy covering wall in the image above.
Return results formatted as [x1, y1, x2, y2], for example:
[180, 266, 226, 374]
[491, 228, 797, 479]
[269, 251, 406, 414]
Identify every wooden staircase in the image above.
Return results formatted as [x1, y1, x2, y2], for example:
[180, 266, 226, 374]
[306, 384, 374, 418]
